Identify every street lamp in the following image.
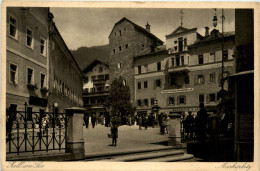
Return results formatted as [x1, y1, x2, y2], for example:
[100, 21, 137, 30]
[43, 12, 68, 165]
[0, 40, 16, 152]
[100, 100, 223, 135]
[213, 9, 225, 116]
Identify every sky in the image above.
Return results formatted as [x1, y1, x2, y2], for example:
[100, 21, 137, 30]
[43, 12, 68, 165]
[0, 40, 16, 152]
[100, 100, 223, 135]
[50, 8, 235, 50]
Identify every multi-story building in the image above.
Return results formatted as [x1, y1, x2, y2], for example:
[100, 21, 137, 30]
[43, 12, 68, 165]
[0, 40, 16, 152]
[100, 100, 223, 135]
[82, 59, 110, 117]
[133, 26, 235, 117]
[6, 8, 84, 116]
[6, 7, 50, 115]
[48, 15, 84, 112]
[134, 45, 168, 116]
[108, 17, 164, 103]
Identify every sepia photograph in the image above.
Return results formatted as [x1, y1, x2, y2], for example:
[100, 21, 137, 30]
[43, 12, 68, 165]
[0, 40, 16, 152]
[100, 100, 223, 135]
[1, 1, 259, 171]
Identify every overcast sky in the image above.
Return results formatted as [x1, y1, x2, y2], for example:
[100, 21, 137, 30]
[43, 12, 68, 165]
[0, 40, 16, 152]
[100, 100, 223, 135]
[50, 8, 235, 50]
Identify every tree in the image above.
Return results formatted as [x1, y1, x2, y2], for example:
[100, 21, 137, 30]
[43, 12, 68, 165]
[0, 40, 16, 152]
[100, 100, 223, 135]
[104, 76, 134, 117]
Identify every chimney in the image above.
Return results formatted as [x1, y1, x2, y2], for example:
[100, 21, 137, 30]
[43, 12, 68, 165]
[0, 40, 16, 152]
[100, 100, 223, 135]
[146, 22, 150, 32]
[205, 27, 209, 36]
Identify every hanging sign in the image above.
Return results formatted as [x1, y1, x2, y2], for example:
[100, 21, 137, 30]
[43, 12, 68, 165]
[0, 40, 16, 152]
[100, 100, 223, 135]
[161, 88, 194, 94]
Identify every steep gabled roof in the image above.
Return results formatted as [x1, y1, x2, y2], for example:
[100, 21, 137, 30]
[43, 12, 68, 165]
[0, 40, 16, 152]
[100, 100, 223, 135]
[134, 45, 167, 59]
[166, 26, 197, 38]
[83, 58, 109, 74]
[109, 17, 164, 44]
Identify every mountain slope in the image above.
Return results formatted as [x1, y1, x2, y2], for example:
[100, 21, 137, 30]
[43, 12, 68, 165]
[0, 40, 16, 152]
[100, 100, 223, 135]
[71, 44, 110, 71]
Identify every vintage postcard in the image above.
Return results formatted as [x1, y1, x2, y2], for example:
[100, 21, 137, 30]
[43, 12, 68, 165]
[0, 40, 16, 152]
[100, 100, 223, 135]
[1, 1, 259, 171]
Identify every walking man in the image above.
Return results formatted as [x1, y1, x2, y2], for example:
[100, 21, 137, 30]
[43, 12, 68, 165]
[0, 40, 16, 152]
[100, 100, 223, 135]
[111, 122, 118, 146]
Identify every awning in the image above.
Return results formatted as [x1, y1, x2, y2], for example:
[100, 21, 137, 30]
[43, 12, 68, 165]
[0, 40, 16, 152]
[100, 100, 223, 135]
[228, 70, 254, 77]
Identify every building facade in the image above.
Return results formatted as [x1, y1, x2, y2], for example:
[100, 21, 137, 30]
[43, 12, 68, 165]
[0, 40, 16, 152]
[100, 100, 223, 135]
[6, 7, 50, 114]
[82, 59, 110, 117]
[6, 8, 84, 116]
[108, 17, 164, 103]
[48, 17, 84, 112]
[133, 26, 235, 118]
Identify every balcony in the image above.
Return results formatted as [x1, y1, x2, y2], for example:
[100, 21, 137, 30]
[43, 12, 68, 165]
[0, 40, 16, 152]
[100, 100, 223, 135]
[168, 65, 190, 73]
[83, 87, 109, 97]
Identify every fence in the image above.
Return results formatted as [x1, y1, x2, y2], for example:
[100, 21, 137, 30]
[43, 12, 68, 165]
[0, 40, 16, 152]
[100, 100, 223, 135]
[6, 105, 68, 154]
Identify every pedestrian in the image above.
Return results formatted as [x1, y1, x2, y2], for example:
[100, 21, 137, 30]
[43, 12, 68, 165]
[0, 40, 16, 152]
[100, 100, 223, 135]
[162, 115, 167, 135]
[144, 115, 148, 130]
[91, 114, 96, 128]
[110, 122, 118, 146]
[196, 103, 208, 141]
[185, 112, 195, 139]
[158, 113, 163, 134]
[138, 115, 142, 130]
[165, 114, 170, 134]
[84, 113, 89, 128]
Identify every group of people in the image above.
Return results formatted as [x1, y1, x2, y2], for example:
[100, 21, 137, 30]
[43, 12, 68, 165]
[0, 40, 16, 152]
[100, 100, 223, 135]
[136, 113, 156, 130]
[183, 103, 208, 140]
[158, 113, 169, 135]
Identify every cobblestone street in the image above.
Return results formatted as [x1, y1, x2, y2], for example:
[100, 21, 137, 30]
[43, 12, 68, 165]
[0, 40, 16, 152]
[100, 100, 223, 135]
[84, 124, 169, 155]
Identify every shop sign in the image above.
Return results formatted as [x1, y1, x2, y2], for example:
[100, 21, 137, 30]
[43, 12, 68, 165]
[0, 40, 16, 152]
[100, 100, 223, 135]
[161, 88, 194, 94]
[172, 107, 199, 112]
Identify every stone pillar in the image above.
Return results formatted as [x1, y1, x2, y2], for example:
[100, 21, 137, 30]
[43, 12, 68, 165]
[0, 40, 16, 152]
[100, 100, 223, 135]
[168, 114, 182, 146]
[65, 107, 86, 160]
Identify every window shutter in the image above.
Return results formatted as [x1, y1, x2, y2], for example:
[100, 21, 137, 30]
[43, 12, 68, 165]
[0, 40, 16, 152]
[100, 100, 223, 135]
[218, 73, 222, 83]
[206, 94, 209, 103]
[184, 96, 186, 104]
[202, 75, 205, 84]
[15, 69, 18, 84]
[177, 96, 180, 105]
[194, 75, 197, 85]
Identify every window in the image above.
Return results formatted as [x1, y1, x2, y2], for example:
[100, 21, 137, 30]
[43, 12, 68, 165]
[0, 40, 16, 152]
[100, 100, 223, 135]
[113, 49, 116, 54]
[178, 37, 183, 52]
[223, 50, 228, 61]
[118, 62, 121, 69]
[137, 100, 141, 106]
[9, 15, 18, 39]
[176, 55, 180, 66]
[144, 65, 148, 73]
[169, 97, 175, 105]
[171, 58, 174, 67]
[198, 55, 204, 64]
[125, 43, 128, 49]
[144, 99, 148, 106]
[27, 68, 34, 84]
[124, 27, 126, 31]
[197, 75, 204, 84]
[209, 94, 216, 102]
[181, 56, 184, 66]
[199, 94, 204, 103]
[119, 46, 122, 51]
[26, 107, 32, 121]
[178, 95, 186, 105]
[155, 79, 161, 87]
[119, 30, 121, 36]
[210, 73, 215, 82]
[10, 63, 18, 84]
[157, 62, 161, 71]
[26, 27, 33, 48]
[174, 41, 177, 44]
[138, 66, 141, 74]
[40, 38, 46, 55]
[99, 67, 103, 73]
[144, 81, 148, 88]
[184, 76, 189, 84]
[105, 74, 109, 80]
[174, 46, 177, 51]
[40, 73, 45, 88]
[151, 98, 154, 105]
[138, 82, 141, 89]
[91, 76, 96, 80]
[142, 44, 144, 50]
[170, 76, 176, 86]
